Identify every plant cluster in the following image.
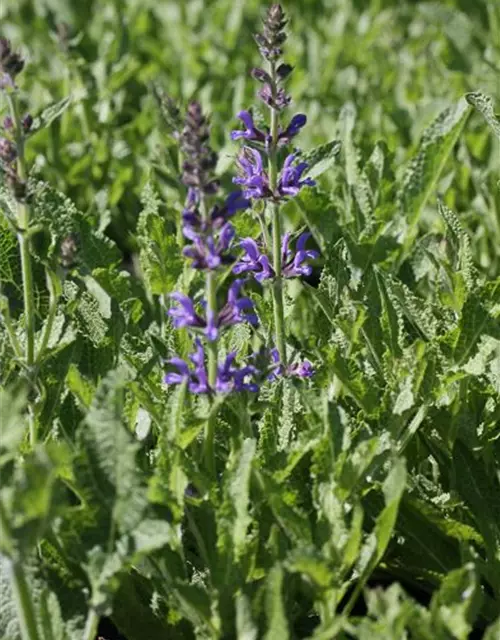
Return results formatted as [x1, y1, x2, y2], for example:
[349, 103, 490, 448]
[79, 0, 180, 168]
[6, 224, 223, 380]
[1, 2, 500, 640]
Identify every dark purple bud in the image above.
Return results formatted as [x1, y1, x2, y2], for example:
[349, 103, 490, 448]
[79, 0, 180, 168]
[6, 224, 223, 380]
[0, 38, 24, 78]
[0, 137, 17, 163]
[3, 116, 13, 130]
[251, 67, 272, 84]
[276, 63, 293, 80]
[22, 114, 33, 132]
[257, 84, 291, 111]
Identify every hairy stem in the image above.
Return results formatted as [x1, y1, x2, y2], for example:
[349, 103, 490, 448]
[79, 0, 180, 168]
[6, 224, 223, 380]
[82, 607, 99, 640]
[36, 269, 58, 364]
[200, 195, 217, 477]
[9, 560, 40, 640]
[7, 92, 37, 446]
[267, 63, 287, 367]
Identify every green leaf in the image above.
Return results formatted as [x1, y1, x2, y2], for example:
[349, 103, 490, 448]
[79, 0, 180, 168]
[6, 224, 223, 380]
[27, 96, 72, 139]
[230, 438, 256, 561]
[452, 442, 500, 558]
[300, 140, 342, 180]
[136, 183, 183, 296]
[397, 98, 471, 237]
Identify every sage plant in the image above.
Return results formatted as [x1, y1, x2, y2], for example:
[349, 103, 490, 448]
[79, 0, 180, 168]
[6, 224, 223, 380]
[231, 3, 318, 373]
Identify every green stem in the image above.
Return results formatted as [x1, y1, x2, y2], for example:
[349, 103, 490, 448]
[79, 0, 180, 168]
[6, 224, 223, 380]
[0, 292, 23, 359]
[267, 63, 287, 367]
[82, 607, 99, 640]
[36, 269, 58, 364]
[200, 195, 218, 477]
[7, 92, 37, 446]
[8, 559, 41, 640]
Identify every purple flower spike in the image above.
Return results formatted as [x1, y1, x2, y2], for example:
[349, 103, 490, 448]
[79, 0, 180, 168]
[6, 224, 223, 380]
[233, 238, 274, 282]
[231, 110, 266, 143]
[219, 279, 258, 328]
[233, 147, 270, 199]
[282, 232, 319, 277]
[168, 293, 205, 330]
[278, 153, 315, 197]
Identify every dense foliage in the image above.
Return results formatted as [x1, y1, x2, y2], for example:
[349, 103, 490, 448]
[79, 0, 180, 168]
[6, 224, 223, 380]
[1, 0, 499, 639]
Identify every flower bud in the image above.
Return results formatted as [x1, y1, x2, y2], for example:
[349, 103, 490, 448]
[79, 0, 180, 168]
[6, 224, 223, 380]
[0, 137, 17, 163]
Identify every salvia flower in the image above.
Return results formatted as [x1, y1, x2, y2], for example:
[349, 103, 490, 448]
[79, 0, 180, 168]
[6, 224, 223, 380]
[268, 348, 315, 380]
[168, 280, 257, 342]
[233, 147, 270, 199]
[231, 110, 266, 143]
[164, 340, 258, 394]
[182, 223, 235, 270]
[233, 238, 273, 282]
[218, 279, 258, 328]
[234, 232, 318, 281]
[278, 153, 315, 196]
[281, 232, 319, 277]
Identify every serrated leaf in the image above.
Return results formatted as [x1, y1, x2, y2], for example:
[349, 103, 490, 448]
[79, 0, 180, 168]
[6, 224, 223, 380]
[137, 183, 183, 295]
[300, 140, 342, 180]
[27, 96, 72, 139]
[397, 99, 471, 240]
[466, 91, 500, 139]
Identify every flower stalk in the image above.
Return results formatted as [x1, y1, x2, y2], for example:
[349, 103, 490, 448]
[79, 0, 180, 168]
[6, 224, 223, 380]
[268, 61, 287, 366]
[2, 40, 37, 446]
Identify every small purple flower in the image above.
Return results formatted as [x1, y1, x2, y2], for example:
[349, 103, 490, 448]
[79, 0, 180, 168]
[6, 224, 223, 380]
[233, 238, 273, 282]
[282, 232, 319, 277]
[168, 293, 205, 330]
[216, 353, 259, 393]
[2, 116, 13, 130]
[231, 110, 266, 143]
[219, 279, 258, 328]
[267, 347, 315, 380]
[278, 153, 315, 197]
[288, 360, 315, 378]
[233, 147, 270, 199]
[277, 114, 307, 145]
[188, 339, 211, 393]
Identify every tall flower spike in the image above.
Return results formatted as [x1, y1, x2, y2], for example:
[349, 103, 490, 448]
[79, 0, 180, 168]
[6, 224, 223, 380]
[181, 101, 219, 194]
